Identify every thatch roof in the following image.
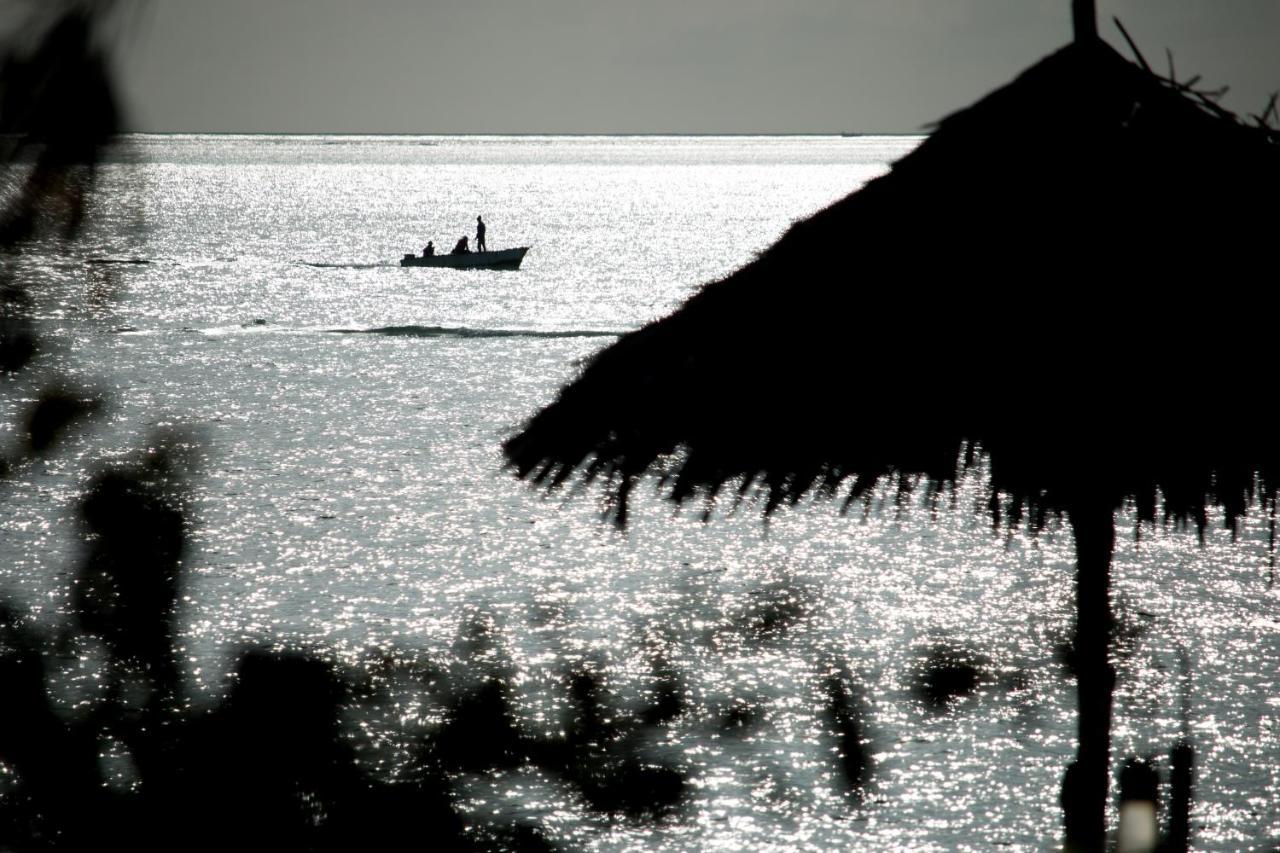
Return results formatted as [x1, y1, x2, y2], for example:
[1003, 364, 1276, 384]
[504, 37, 1280, 530]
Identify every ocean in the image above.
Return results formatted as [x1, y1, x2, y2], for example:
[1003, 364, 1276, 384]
[3, 134, 1278, 850]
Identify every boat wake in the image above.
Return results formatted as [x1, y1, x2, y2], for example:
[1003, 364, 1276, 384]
[85, 256, 240, 266]
[299, 261, 397, 269]
[327, 325, 621, 339]
[112, 323, 623, 340]
[86, 257, 157, 265]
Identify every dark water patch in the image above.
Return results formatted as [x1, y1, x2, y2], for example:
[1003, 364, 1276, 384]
[328, 325, 622, 340]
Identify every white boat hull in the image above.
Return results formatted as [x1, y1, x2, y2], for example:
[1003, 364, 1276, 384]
[401, 247, 529, 270]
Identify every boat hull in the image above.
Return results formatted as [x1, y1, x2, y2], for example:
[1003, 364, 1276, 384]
[401, 247, 529, 270]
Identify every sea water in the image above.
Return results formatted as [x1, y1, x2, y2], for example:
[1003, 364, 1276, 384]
[3, 135, 1278, 850]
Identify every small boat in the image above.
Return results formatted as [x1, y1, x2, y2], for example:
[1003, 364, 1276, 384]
[400, 247, 530, 270]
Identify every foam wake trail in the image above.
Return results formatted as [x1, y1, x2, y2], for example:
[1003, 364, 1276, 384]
[300, 261, 397, 269]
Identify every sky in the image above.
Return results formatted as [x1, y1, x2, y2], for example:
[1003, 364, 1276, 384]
[110, 1, 1280, 134]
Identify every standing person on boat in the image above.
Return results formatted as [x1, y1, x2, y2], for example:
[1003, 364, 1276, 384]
[475, 216, 487, 252]
[451, 235, 470, 254]
[423, 241, 434, 257]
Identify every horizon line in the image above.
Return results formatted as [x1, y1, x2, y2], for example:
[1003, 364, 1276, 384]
[108, 130, 928, 139]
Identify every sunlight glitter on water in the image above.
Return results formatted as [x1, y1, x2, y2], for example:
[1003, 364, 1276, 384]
[4, 135, 1280, 848]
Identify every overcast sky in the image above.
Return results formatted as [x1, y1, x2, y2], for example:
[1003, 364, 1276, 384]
[111, 1, 1279, 134]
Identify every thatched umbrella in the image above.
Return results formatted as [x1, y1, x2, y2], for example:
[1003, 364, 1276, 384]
[505, 3, 1279, 848]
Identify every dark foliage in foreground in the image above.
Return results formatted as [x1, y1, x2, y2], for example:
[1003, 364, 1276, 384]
[2, 452, 883, 849]
[0, 449, 705, 850]
[912, 643, 986, 709]
[0, 5, 883, 849]
[0, 5, 691, 849]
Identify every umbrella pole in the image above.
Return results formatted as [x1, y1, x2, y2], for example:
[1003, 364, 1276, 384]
[1062, 502, 1116, 852]
[1072, 0, 1098, 42]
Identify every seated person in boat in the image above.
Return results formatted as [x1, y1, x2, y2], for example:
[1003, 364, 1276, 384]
[451, 235, 470, 254]
[422, 241, 434, 257]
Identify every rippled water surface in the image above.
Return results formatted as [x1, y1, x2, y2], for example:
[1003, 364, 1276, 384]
[4, 135, 1279, 849]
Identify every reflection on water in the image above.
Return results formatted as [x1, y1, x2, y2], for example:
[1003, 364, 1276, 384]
[3, 135, 1279, 848]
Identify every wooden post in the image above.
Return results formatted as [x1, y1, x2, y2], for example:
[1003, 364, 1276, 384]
[1073, 0, 1098, 42]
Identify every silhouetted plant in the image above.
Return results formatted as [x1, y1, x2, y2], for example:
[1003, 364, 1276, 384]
[72, 440, 188, 692]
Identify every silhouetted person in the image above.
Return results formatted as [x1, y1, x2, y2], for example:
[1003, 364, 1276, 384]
[451, 236, 469, 254]
[422, 241, 434, 257]
[475, 216, 486, 251]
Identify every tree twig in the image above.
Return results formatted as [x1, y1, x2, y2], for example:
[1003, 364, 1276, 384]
[1112, 17, 1152, 73]
[1262, 93, 1279, 128]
